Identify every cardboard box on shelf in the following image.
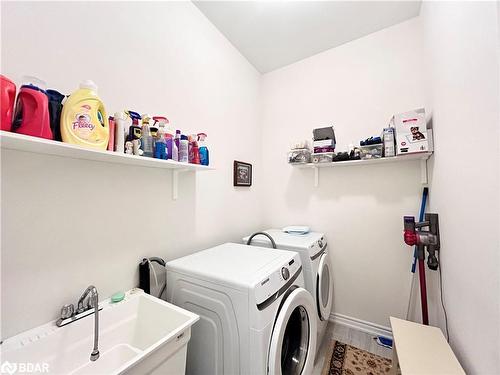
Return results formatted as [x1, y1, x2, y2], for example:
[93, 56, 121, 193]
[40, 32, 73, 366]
[393, 108, 432, 155]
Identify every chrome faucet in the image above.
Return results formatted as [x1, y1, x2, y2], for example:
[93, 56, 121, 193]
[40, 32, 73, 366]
[57, 285, 100, 362]
[78, 286, 100, 361]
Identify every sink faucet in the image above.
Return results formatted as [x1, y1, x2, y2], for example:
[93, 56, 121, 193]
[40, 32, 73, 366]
[56, 285, 101, 361]
[77, 286, 100, 361]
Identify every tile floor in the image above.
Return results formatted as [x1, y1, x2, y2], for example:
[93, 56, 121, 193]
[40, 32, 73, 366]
[313, 323, 392, 375]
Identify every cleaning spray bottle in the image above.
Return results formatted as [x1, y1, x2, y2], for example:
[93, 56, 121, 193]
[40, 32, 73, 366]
[198, 133, 209, 166]
[140, 114, 154, 157]
[126, 110, 142, 140]
[60, 80, 108, 149]
[125, 111, 142, 156]
[188, 134, 200, 164]
[153, 116, 168, 159]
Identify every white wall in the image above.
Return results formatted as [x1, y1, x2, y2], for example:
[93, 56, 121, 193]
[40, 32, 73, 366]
[0, 1, 263, 339]
[421, 2, 500, 373]
[260, 18, 426, 329]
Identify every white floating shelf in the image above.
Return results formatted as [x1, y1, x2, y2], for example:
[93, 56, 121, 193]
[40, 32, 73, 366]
[292, 152, 433, 187]
[0, 131, 214, 200]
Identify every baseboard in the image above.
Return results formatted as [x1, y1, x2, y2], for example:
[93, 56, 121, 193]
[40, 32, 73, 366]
[329, 313, 393, 339]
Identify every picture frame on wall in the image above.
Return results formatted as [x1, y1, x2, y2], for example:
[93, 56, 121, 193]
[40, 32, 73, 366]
[233, 160, 252, 187]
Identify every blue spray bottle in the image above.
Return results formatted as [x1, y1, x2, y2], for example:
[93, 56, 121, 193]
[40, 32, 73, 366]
[198, 133, 209, 166]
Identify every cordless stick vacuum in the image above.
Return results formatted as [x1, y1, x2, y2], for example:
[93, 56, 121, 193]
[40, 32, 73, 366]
[403, 213, 440, 325]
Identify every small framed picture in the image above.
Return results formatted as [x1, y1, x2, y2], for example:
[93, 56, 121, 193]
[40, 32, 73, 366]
[233, 160, 252, 187]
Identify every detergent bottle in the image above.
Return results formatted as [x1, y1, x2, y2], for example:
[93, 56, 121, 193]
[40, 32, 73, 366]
[1, 75, 16, 131]
[46, 89, 65, 141]
[61, 80, 109, 149]
[11, 76, 52, 139]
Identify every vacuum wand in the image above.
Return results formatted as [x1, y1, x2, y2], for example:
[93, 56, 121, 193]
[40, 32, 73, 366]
[403, 213, 440, 325]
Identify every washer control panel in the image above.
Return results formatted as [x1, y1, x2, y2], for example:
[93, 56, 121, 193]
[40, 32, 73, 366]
[254, 253, 301, 307]
[281, 267, 290, 280]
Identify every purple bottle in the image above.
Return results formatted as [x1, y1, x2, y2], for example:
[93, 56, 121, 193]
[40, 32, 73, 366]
[165, 134, 174, 160]
[174, 130, 181, 152]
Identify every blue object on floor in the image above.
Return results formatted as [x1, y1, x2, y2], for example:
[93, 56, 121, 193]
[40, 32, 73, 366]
[375, 336, 393, 349]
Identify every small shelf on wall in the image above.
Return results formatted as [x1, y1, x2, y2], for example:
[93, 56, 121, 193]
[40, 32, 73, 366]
[292, 152, 433, 187]
[0, 131, 214, 200]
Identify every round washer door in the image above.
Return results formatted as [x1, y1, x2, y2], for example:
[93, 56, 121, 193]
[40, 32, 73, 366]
[268, 287, 317, 375]
[317, 253, 333, 321]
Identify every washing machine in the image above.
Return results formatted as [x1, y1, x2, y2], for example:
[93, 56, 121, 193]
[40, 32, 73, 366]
[166, 243, 317, 375]
[243, 229, 333, 353]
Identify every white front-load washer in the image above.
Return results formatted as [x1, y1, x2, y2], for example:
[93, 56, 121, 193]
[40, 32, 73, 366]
[243, 229, 333, 353]
[166, 243, 317, 375]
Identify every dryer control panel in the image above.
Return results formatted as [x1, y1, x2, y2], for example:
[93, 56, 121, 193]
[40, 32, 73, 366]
[254, 253, 302, 310]
[309, 236, 327, 259]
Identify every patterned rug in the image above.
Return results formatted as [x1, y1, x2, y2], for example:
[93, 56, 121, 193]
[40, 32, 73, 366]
[321, 340, 392, 375]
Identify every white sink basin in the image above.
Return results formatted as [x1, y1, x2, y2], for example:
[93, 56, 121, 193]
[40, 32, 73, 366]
[1, 289, 199, 375]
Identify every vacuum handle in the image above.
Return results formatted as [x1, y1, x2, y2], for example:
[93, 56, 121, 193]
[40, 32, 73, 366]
[404, 216, 416, 231]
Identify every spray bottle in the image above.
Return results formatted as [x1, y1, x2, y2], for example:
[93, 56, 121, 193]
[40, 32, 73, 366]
[188, 134, 200, 164]
[140, 114, 154, 157]
[152, 116, 168, 159]
[198, 133, 209, 166]
[126, 111, 142, 156]
[126, 110, 142, 138]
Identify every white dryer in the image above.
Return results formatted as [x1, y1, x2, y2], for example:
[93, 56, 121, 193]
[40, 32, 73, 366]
[243, 229, 333, 352]
[166, 243, 317, 375]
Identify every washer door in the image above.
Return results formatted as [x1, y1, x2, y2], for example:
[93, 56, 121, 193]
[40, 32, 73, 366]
[268, 287, 317, 375]
[317, 253, 333, 321]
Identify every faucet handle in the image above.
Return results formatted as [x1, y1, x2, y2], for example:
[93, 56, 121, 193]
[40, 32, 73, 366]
[61, 304, 75, 319]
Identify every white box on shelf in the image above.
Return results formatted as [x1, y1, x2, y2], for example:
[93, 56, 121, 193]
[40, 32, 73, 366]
[393, 108, 432, 155]
[383, 127, 396, 157]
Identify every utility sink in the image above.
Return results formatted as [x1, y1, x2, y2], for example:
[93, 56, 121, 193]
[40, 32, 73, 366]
[1, 289, 199, 374]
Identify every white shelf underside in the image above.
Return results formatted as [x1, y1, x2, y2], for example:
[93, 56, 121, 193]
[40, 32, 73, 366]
[292, 152, 432, 187]
[0, 131, 214, 199]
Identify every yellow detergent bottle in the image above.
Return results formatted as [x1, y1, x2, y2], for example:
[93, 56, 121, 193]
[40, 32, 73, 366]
[61, 80, 109, 149]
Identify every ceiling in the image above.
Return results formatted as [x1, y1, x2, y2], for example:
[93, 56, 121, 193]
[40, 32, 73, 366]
[194, 1, 421, 73]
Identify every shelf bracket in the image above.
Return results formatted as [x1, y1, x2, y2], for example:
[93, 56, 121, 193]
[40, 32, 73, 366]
[172, 170, 179, 200]
[172, 169, 189, 200]
[420, 158, 428, 185]
[313, 166, 319, 188]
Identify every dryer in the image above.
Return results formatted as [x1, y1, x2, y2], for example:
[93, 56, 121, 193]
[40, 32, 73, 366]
[243, 229, 333, 352]
[166, 243, 317, 375]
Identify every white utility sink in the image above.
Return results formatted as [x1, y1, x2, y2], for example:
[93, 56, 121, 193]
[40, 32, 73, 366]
[1, 289, 199, 374]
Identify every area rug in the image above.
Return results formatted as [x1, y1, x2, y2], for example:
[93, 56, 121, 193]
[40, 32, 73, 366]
[321, 340, 392, 375]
